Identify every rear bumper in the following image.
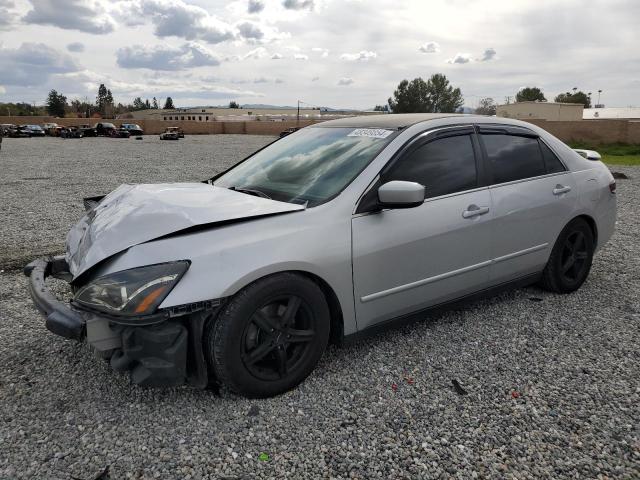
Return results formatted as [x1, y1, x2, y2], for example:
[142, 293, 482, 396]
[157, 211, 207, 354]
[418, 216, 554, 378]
[24, 256, 213, 388]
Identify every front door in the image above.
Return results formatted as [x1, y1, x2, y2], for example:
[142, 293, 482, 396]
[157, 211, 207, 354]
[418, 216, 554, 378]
[351, 128, 494, 330]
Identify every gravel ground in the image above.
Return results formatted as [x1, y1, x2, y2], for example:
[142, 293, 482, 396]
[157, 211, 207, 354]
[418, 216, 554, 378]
[0, 137, 638, 479]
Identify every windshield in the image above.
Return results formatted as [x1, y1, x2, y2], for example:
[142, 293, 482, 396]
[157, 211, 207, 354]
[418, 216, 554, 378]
[214, 127, 394, 206]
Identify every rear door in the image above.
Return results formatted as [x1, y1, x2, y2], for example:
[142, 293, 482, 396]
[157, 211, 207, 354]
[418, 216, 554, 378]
[478, 126, 577, 284]
[351, 126, 494, 330]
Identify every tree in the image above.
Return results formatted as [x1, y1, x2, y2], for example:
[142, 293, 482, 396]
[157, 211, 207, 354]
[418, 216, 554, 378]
[475, 97, 496, 116]
[163, 97, 175, 109]
[388, 74, 463, 113]
[145, 99, 151, 109]
[229, 101, 240, 109]
[428, 74, 464, 112]
[516, 87, 546, 102]
[46, 90, 67, 117]
[96, 84, 115, 117]
[152, 97, 158, 109]
[132, 97, 146, 110]
[554, 90, 592, 108]
[373, 104, 389, 112]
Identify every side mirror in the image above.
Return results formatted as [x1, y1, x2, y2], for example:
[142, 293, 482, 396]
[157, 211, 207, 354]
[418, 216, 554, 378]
[378, 180, 425, 209]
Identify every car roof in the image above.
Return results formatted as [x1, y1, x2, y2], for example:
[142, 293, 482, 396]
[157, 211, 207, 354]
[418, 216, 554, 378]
[312, 113, 465, 129]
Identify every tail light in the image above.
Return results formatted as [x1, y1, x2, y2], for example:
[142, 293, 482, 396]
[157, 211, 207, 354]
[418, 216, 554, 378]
[609, 180, 616, 194]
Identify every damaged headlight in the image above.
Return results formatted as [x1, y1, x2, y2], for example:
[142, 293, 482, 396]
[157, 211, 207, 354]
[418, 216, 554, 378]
[74, 261, 190, 316]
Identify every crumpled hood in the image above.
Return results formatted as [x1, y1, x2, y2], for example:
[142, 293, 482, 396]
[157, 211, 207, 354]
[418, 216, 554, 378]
[66, 183, 305, 279]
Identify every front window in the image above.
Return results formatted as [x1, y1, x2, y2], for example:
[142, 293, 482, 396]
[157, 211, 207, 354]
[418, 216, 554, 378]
[214, 127, 394, 207]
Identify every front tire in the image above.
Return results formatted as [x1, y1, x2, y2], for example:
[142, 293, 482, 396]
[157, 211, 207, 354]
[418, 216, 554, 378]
[205, 273, 330, 398]
[540, 218, 594, 293]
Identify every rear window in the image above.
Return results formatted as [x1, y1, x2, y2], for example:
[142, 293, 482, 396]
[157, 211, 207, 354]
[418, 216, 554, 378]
[482, 134, 546, 184]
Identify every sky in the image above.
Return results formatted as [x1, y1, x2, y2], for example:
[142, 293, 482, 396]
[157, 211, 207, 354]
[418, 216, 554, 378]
[0, 0, 638, 110]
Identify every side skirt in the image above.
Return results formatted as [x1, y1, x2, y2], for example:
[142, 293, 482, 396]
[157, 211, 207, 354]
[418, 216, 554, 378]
[342, 272, 542, 344]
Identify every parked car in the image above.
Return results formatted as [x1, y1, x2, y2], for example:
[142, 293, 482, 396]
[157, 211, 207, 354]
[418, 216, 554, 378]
[160, 127, 180, 140]
[279, 126, 299, 138]
[42, 123, 60, 136]
[94, 122, 117, 136]
[0, 124, 17, 136]
[109, 127, 131, 138]
[64, 126, 84, 139]
[13, 126, 32, 138]
[78, 124, 97, 137]
[24, 114, 617, 398]
[24, 125, 46, 137]
[165, 126, 184, 138]
[121, 123, 144, 136]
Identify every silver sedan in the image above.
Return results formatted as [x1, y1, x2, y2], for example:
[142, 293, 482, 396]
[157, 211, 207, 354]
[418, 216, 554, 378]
[25, 114, 617, 397]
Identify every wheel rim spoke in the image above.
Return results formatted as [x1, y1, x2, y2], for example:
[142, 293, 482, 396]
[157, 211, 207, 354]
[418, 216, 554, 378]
[245, 340, 275, 365]
[286, 328, 315, 343]
[252, 310, 278, 333]
[276, 347, 288, 377]
[561, 256, 575, 273]
[281, 296, 302, 327]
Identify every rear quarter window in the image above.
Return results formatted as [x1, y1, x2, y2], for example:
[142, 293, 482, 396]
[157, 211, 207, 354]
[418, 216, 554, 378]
[539, 140, 566, 174]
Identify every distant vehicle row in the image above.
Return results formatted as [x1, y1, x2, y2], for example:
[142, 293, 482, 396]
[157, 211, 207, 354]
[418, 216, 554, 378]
[0, 122, 145, 138]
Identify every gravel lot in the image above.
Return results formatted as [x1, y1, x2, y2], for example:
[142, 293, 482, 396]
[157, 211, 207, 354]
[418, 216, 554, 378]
[0, 137, 638, 479]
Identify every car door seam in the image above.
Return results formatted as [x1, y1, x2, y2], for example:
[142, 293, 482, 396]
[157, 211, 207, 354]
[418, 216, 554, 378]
[359, 243, 549, 303]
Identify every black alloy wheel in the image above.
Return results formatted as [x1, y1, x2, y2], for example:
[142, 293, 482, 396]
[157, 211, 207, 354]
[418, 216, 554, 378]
[559, 230, 590, 283]
[205, 273, 330, 398]
[241, 295, 317, 381]
[541, 218, 594, 293]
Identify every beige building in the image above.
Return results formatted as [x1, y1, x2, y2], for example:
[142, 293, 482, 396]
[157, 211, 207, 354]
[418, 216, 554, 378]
[496, 101, 584, 121]
[119, 107, 373, 122]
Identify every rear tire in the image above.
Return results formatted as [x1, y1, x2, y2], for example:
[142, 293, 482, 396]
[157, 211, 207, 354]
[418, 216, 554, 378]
[540, 218, 594, 293]
[205, 273, 330, 398]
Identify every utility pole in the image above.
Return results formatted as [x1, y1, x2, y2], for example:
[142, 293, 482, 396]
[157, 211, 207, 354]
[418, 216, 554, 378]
[297, 100, 300, 125]
[597, 89, 602, 107]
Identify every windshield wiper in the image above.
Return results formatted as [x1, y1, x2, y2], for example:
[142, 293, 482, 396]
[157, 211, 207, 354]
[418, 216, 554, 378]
[228, 186, 271, 199]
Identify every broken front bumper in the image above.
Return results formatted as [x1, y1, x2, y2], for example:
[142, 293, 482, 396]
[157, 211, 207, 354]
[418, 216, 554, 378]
[24, 256, 213, 388]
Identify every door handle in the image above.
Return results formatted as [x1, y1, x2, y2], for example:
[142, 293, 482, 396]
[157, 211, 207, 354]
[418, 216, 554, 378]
[462, 205, 490, 219]
[553, 185, 572, 195]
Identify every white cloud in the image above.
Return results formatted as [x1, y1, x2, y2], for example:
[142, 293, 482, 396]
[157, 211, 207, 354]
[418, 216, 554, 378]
[294, 53, 309, 60]
[243, 46, 269, 59]
[282, 0, 314, 10]
[0, 85, 6, 94]
[140, 0, 235, 44]
[312, 47, 329, 58]
[116, 43, 221, 70]
[311, 76, 319, 81]
[446, 53, 472, 64]
[237, 21, 264, 40]
[478, 47, 496, 61]
[247, 0, 264, 13]
[337, 77, 354, 86]
[23, 0, 116, 34]
[340, 50, 377, 62]
[271, 53, 283, 59]
[0, 43, 80, 86]
[67, 42, 85, 53]
[419, 42, 440, 53]
[0, 0, 17, 29]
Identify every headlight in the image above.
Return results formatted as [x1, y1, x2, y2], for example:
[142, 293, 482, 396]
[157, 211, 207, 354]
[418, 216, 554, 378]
[74, 261, 189, 316]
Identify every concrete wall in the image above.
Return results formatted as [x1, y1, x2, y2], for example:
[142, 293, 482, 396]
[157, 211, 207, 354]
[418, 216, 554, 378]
[2, 116, 639, 144]
[497, 102, 584, 121]
[526, 119, 640, 145]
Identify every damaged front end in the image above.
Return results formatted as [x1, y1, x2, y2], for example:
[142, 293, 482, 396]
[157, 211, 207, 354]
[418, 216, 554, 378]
[24, 255, 220, 388]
